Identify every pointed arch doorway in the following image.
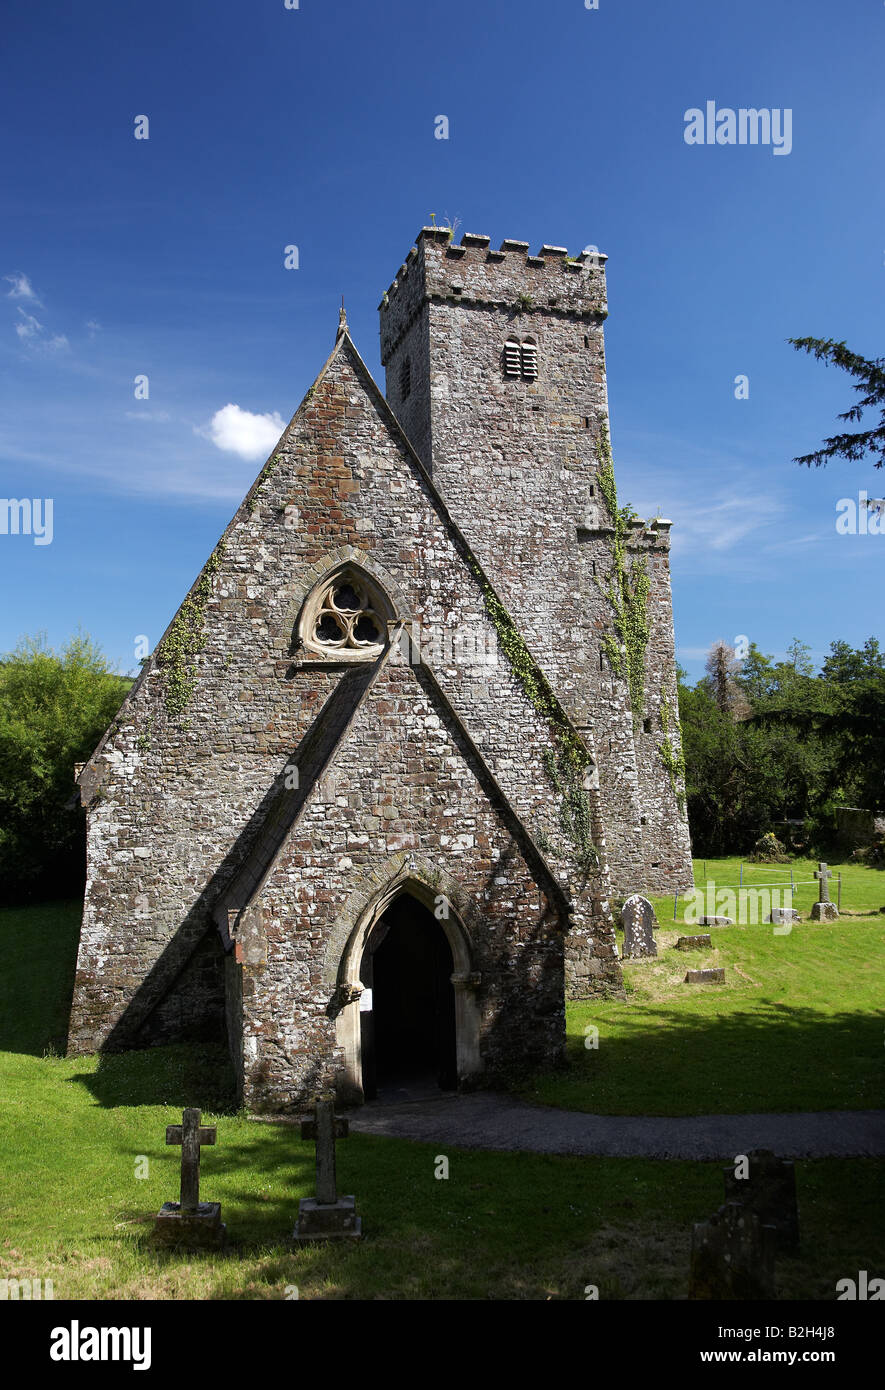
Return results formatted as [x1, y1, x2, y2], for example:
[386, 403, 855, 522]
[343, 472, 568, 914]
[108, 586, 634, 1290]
[359, 893, 458, 1101]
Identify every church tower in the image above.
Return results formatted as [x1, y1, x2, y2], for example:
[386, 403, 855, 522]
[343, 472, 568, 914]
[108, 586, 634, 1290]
[379, 229, 692, 893]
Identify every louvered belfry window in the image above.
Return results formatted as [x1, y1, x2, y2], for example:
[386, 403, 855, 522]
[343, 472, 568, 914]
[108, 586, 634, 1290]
[503, 339, 522, 377]
[520, 340, 538, 380]
[400, 356, 411, 400]
[503, 338, 538, 380]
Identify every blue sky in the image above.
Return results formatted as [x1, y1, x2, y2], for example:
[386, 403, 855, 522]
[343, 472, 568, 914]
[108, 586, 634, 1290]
[2, 0, 883, 680]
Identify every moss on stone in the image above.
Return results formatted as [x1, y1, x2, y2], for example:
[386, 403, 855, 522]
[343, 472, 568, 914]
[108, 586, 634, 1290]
[595, 423, 650, 724]
[467, 557, 599, 869]
[659, 689, 686, 811]
[156, 544, 225, 719]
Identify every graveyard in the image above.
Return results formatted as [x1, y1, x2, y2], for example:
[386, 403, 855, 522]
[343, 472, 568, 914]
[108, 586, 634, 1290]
[2, 855, 882, 1300]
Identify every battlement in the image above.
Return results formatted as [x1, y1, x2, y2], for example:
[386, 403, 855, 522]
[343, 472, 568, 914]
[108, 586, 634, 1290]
[379, 228, 608, 365]
[626, 518, 673, 553]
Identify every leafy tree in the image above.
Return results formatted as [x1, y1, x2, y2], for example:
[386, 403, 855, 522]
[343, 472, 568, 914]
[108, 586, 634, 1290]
[749, 637, 885, 820]
[785, 638, 815, 677]
[0, 632, 130, 903]
[734, 642, 778, 704]
[789, 338, 885, 470]
[821, 637, 885, 684]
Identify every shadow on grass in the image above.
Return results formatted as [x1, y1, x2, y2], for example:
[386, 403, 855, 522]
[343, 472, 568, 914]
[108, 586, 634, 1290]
[0, 900, 82, 1056]
[526, 998, 885, 1114]
[68, 1042, 238, 1113]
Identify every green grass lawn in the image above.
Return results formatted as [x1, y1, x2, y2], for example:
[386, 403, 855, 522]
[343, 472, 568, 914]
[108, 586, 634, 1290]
[524, 857, 885, 1116]
[1, 1040, 882, 1301]
[0, 887, 882, 1300]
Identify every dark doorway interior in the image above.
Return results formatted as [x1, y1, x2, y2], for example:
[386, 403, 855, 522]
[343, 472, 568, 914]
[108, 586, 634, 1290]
[359, 894, 457, 1101]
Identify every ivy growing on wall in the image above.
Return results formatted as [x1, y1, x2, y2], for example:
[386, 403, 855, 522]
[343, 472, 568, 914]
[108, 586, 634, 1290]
[542, 749, 599, 871]
[594, 423, 651, 724]
[467, 557, 599, 870]
[659, 688, 687, 812]
[156, 544, 225, 718]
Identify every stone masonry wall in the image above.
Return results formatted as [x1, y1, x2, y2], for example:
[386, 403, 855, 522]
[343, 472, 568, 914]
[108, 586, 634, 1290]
[68, 333, 622, 1085]
[379, 229, 692, 895]
[235, 650, 567, 1112]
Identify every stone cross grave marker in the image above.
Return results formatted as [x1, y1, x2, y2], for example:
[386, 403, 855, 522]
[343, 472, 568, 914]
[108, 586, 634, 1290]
[152, 1107, 225, 1247]
[166, 1107, 216, 1212]
[293, 1098, 362, 1242]
[811, 861, 839, 921]
[621, 893, 657, 959]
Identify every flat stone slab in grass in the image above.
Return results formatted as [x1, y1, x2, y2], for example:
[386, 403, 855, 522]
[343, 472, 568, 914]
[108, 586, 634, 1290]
[684, 967, 726, 984]
[767, 908, 801, 924]
[676, 934, 712, 951]
[810, 902, 839, 921]
[699, 916, 734, 926]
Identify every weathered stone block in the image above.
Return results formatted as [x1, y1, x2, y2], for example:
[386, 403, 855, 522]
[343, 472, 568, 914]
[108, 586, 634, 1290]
[151, 1201, 226, 1249]
[684, 967, 725, 984]
[810, 902, 839, 921]
[621, 893, 657, 958]
[675, 934, 712, 950]
[689, 1202, 776, 1300]
[293, 1196, 362, 1243]
[724, 1149, 799, 1253]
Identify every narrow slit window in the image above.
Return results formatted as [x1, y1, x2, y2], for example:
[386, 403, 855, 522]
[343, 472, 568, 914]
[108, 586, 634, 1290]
[400, 357, 411, 400]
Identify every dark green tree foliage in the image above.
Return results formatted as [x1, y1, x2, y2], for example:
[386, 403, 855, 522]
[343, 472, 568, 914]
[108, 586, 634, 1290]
[0, 633, 131, 903]
[680, 638, 885, 855]
[789, 338, 885, 470]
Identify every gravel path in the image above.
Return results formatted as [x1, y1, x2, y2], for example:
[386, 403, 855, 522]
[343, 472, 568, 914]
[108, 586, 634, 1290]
[349, 1093, 885, 1160]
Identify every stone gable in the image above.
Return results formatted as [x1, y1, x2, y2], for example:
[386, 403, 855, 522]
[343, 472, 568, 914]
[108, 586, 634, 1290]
[68, 323, 622, 1104]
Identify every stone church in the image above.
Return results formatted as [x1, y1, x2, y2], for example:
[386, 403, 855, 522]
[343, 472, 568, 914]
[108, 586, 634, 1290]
[67, 228, 693, 1111]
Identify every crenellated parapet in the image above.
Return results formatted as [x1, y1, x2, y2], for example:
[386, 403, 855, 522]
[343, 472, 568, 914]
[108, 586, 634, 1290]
[380, 228, 608, 365]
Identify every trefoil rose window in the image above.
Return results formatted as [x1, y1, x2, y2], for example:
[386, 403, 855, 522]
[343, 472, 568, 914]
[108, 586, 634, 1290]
[298, 567, 395, 661]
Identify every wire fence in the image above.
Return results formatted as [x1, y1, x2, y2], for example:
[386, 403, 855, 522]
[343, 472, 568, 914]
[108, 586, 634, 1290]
[672, 868, 842, 920]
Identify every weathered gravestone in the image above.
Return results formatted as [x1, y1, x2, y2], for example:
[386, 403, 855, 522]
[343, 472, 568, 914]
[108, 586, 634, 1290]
[684, 967, 725, 984]
[699, 915, 734, 926]
[152, 1108, 226, 1248]
[689, 1201, 776, 1300]
[810, 862, 839, 921]
[293, 1098, 362, 1243]
[676, 934, 712, 951]
[767, 907, 801, 925]
[621, 894, 657, 958]
[724, 1149, 799, 1253]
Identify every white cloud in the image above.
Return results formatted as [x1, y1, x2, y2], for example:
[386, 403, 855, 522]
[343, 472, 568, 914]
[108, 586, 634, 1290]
[14, 307, 69, 353]
[4, 272, 42, 306]
[15, 309, 42, 340]
[196, 402, 285, 461]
